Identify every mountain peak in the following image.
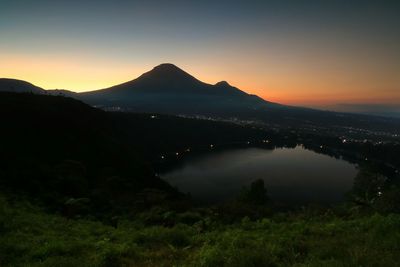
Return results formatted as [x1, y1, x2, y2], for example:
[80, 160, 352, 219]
[134, 63, 201, 87]
[144, 63, 193, 77]
[215, 81, 231, 87]
[148, 63, 192, 78]
[153, 63, 181, 71]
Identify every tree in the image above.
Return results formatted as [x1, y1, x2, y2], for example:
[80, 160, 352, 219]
[352, 167, 387, 206]
[374, 185, 400, 213]
[239, 179, 269, 205]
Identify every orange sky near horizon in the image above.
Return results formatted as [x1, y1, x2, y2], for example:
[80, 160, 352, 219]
[1, 1, 399, 108]
[1, 52, 399, 107]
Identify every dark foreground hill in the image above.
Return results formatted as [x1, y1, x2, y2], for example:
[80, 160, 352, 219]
[0, 92, 177, 214]
[0, 78, 45, 94]
[0, 92, 271, 214]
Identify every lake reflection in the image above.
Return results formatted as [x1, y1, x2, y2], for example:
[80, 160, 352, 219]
[162, 146, 358, 204]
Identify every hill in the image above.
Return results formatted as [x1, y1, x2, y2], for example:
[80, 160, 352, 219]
[0, 92, 272, 214]
[0, 92, 177, 214]
[0, 78, 45, 94]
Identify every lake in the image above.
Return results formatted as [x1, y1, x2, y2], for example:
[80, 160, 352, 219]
[162, 146, 358, 204]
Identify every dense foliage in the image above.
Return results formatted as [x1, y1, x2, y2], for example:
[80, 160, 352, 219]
[1, 194, 400, 267]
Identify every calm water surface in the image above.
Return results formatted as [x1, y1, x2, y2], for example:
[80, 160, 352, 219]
[162, 146, 358, 204]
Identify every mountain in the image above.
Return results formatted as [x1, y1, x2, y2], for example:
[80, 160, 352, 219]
[79, 63, 275, 115]
[84, 63, 248, 96]
[78, 64, 400, 132]
[2, 64, 400, 133]
[0, 78, 45, 94]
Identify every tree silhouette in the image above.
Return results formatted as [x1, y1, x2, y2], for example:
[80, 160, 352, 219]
[239, 179, 269, 205]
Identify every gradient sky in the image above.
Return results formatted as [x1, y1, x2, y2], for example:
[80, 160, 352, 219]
[1, 0, 399, 106]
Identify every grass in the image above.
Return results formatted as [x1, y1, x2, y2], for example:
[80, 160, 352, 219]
[1, 195, 400, 267]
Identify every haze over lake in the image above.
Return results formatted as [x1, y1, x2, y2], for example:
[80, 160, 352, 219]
[163, 146, 358, 204]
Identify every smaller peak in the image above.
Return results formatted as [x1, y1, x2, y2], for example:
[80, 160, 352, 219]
[215, 81, 230, 87]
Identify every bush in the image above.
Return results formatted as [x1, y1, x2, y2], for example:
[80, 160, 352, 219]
[1, 193, 400, 267]
[193, 231, 278, 267]
[238, 179, 269, 205]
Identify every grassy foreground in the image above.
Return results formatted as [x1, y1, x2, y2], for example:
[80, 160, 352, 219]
[1, 196, 400, 267]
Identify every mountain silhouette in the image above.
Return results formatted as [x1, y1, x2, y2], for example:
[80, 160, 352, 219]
[79, 63, 273, 115]
[0, 78, 45, 94]
[2, 64, 400, 132]
[82, 63, 254, 97]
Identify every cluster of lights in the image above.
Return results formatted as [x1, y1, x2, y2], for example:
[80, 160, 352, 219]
[161, 147, 193, 159]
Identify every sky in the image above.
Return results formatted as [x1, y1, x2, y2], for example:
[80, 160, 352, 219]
[1, 0, 399, 107]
